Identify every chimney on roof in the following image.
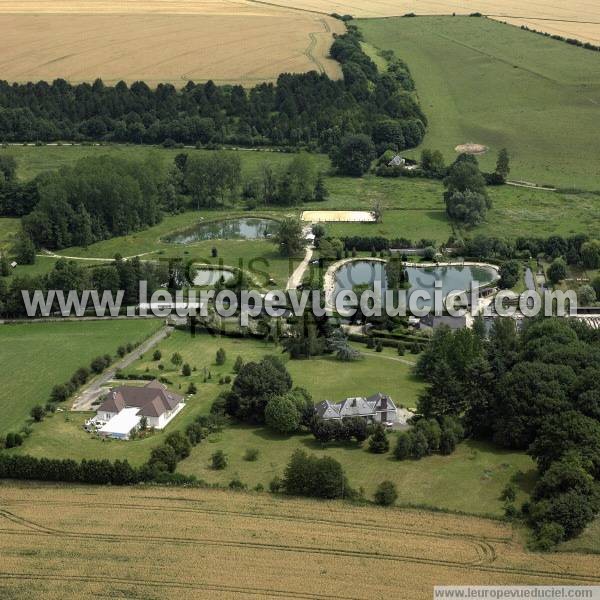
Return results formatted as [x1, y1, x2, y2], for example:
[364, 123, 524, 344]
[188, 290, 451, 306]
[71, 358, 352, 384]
[351, 398, 356, 407]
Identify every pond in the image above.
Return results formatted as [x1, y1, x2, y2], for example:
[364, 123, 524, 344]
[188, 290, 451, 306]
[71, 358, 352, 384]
[334, 261, 498, 307]
[165, 218, 277, 244]
[193, 268, 235, 287]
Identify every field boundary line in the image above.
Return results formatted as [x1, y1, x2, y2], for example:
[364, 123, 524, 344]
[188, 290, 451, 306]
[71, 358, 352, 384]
[244, 0, 331, 17]
[486, 15, 600, 26]
[432, 32, 558, 83]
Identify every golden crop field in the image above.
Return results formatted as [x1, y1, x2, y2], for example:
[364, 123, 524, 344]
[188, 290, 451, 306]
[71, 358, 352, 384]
[266, 0, 600, 45]
[1, 483, 599, 599]
[0, 0, 344, 86]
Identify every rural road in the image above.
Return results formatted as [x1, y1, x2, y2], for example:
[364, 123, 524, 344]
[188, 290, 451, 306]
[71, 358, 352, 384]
[286, 246, 314, 290]
[71, 325, 173, 411]
[39, 250, 158, 262]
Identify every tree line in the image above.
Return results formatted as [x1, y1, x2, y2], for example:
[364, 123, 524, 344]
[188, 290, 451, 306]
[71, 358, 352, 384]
[0, 256, 185, 318]
[20, 155, 163, 250]
[0, 28, 425, 154]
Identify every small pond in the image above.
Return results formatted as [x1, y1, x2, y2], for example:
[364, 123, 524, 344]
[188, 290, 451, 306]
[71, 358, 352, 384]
[165, 218, 276, 244]
[193, 268, 235, 287]
[334, 261, 497, 308]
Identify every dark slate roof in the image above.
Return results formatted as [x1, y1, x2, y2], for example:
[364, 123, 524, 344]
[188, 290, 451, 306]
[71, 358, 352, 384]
[98, 380, 182, 418]
[315, 400, 340, 419]
[421, 315, 467, 330]
[314, 393, 396, 419]
[366, 392, 396, 412]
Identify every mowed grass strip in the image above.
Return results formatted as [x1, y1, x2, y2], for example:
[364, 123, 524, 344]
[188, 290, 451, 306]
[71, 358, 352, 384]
[0, 217, 19, 252]
[1, 145, 331, 182]
[359, 16, 600, 191]
[0, 319, 161, 435]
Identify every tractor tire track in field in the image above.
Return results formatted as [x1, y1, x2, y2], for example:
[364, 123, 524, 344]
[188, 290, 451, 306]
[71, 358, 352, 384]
[1, 498, 506, 557]
[3, 505, 598, 582]
[0, 572, 356, 600]
[0, 508, 491, 568]
[1, 511, 598, 584]
[301, 18, 335, 76]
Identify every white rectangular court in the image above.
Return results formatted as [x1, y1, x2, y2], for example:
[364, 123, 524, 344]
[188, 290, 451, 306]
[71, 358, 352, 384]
[301, 210, 376, 223]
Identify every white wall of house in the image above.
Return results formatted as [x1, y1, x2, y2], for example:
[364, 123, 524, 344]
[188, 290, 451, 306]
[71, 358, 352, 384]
[97, 410, 116, 421]
[374, 410, 398, 424]
[146, 403, 184, 430]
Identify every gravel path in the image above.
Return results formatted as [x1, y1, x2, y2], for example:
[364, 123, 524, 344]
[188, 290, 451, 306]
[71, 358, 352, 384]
[286, 246, 314, 290]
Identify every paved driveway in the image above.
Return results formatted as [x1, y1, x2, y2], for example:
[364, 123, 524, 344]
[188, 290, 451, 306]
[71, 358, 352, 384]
[71, 325, 173, 411]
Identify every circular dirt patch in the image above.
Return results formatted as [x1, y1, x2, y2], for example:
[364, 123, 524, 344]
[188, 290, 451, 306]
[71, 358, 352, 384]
[454, 143, 488, 155]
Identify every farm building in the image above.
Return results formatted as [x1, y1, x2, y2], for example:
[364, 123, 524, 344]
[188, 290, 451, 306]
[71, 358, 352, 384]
[94, 380, 184, 439]
[315, 392, 399, 424]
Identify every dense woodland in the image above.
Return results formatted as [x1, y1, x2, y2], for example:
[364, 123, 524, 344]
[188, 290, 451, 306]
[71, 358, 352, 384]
[0, 29, 425, 153]
[416, 318, 600, 547]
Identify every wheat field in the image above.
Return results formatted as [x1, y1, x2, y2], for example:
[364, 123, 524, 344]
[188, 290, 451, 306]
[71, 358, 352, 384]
[0, 483, 598, 599]
[0, 0, 344, 86]
[265, 0, 600, 45]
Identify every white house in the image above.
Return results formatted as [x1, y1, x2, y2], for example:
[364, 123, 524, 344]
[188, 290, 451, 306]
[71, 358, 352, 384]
[315, 392, 399, 424]
[388, 155, 406, 167]
[95, 380, 184, 439]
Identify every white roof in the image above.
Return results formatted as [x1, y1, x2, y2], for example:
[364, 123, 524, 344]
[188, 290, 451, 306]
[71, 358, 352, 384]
[98, 407, 141, 436]
[301, 210, 376, 223]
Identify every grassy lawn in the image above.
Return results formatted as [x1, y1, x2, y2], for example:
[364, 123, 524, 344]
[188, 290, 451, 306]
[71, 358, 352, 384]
[122, 331, 536, 517]
[0, 319, 162, 436]
[177, 427, 535, 516]
[8, 394, 213, 466]
[4, 145, 600, 270]
[359, 16, 600, 191]
[119, 331, 422, 410]
[0, 217, 19, 252]
[479, 187, 600, 239]
[558, 518, 600, 554]
[6, 328, 534, 517]
[2, 144, 329, 181]
[51, 210, 301, 288]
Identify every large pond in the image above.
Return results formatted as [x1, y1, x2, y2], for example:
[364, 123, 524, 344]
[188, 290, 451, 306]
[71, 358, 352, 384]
[334, 261, 498, 307]
[193, 268, 235, 287]
[165, 218, 276, 244]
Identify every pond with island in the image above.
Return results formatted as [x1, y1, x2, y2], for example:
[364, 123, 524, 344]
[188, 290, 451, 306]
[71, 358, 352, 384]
[334, 260, 498, 308]
[164, 217, 277, 244]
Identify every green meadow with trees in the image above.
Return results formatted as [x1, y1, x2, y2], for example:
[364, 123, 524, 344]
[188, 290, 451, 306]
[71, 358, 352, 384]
[0, 319, 161, 436]
[358, 16, 600, 190]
